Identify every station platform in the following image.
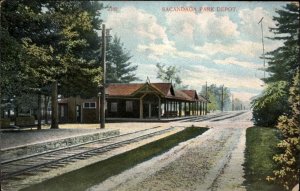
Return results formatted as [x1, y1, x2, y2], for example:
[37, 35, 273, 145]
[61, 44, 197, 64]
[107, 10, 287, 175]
[0, 128, 120, 161]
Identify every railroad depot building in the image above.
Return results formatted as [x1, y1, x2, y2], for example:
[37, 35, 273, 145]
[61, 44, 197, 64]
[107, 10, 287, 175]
[58, 82, 208, 123]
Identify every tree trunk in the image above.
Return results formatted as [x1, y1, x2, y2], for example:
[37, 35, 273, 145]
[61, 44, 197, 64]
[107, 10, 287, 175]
[37, 93, 42, 130]
[51, 81, 59, 129]
[44, 95, 49, 124]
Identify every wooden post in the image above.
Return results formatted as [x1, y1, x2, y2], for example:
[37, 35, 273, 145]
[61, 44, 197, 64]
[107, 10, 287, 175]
[51, 80, 58, 129]
[100, 24, 106, 129]
[37, 93, 41, 130]
[221, 85, 224, 112]
[200, 101, 202, 115]
[164, 99, 166, 117]
[158, 97, 161, 119]
[149, 103, 151, 118]
[44, 95, 49, 124]
[179, 101, 182, 117]
[166, 100, 168, 118]
[139, 98, 143, 119]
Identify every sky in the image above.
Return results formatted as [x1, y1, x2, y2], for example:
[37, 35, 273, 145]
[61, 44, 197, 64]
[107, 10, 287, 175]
[100, 1, 289, 103]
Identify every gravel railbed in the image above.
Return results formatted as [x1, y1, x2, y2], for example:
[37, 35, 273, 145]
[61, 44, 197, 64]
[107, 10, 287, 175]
[88, 112, 252, 191]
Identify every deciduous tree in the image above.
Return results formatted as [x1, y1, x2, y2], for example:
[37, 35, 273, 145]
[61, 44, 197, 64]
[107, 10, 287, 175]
[267, 68, 300, 190]
[156, 63, 187, 89]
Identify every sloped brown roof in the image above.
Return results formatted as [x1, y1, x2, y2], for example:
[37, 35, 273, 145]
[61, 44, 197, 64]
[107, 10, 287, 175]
[106, 83, 173, 97]
[174, 90, 192, 101]
[106, 83, 205, 102]
[106, 84, 143, 96]
[198, 95, 208, 102]
[152, 83, 173, 96]
[181, 90, 198, 100]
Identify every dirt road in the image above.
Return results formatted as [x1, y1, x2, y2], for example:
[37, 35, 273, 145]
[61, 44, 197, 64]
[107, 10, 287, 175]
[88, 111, 252, 191]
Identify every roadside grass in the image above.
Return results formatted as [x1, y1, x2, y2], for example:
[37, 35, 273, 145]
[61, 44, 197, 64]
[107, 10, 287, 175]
[243, 126, 284, 191]
[22, 126, 208, 191]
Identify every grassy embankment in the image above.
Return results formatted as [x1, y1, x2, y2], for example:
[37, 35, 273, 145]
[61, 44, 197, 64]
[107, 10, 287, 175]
[244, 126, 284, 191]
[22, 126, 208, 191]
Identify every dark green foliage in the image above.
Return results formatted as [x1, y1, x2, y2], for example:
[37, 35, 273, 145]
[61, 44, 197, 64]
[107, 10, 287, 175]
[21, 127, 208, 191]
[200, 84, 231, 111]
[244, 127, 283, 191]
[251, 3, 299, 127]
[267, 69, 300, 190]
[251, 81, 289, 126]
[106, 36, 139, 83]
[265, 3, 299, 84]
[1, 1, 103, 94]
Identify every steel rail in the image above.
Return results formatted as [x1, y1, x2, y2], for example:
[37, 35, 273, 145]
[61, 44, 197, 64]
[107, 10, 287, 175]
[1, 126, 162, 165]
[0, 126, 176, 180]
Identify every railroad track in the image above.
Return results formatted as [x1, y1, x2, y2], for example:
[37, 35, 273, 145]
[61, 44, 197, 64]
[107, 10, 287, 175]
[0, 126, 176, 181]
[210, 111, 247, 122]
[180, 112, 232, 122]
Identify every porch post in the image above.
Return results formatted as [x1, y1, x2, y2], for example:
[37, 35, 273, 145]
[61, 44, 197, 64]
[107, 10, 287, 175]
[166, 100, 169, 118]
[184, 102, 186, 116]
[179, 101, 182, 117]
[200, 101, 202, 115]
[139, 98, 143, 119]
[158, 97, 161, 119]
[149, 103, 151, 118]
[164, 99, 166, 118]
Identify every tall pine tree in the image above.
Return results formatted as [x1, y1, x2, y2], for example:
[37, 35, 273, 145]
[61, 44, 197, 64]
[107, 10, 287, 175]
[265, 3, 299, 85]
[251, 3, 299, 126]
[106, 36, 139, 83]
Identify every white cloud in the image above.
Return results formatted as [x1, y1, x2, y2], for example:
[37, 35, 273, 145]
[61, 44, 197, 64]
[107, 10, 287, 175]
[238, 7, 276, 39]
[214, 57, 260, 69]
[137, 42, 176, 61]
[135, 63, 157, 82]
[137, 43, 209, 61]
[194, 40, 262, 57]
[182, 65, 264, 98]
[106, 6, 169, 49]
[165, 11, 240, 46]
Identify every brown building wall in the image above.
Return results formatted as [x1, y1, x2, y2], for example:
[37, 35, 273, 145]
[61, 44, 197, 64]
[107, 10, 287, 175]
[59, 96, 99, 123]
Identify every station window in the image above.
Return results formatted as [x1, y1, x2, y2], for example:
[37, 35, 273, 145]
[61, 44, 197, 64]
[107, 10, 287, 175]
[111, 102, 118, 112]
[126, 101, 133, 112]
[83, 102, 96, 109]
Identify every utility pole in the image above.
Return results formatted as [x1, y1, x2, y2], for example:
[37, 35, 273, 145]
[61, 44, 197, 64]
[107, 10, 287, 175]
[100, 24, 107, 129]
[205, 81, 208, 114]
[258, 17, 266, 79]
[232, 95, 234, 111]
[221, 85, 224, 112]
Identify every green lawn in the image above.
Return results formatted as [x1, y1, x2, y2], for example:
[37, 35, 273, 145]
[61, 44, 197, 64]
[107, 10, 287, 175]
[22, 127, 208, 191]
[243, 126, 284, 191]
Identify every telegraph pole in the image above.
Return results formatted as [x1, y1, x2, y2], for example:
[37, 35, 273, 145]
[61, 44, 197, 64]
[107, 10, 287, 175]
[258, 17, 266, 79]
[205, 81, 208, 114]
[232, 95, 234, 111]
[100, 24, 106, 129]
[221, 85, 224, 112]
